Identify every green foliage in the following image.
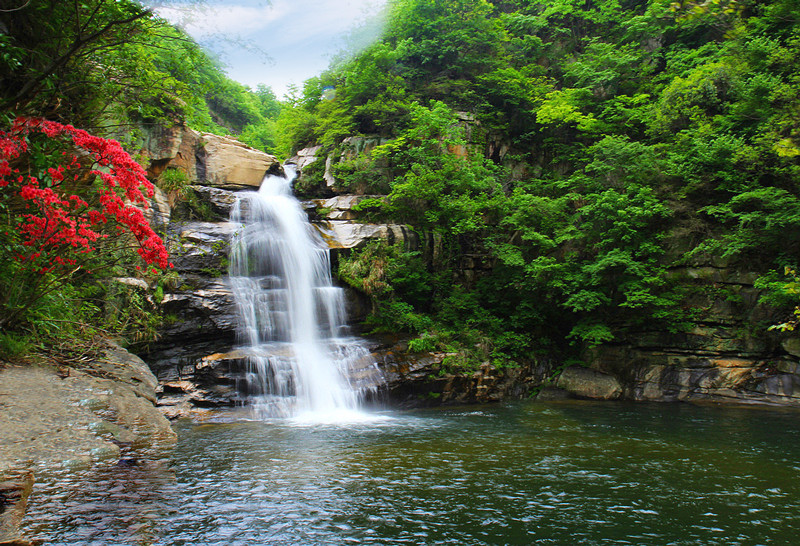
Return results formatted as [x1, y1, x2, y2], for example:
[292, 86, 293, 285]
[0, 331, 32, 361]
[250, 0, 800, 363]
[407, 332, 439, 353]
[158, 167, 190, 197]
[757, 267, 800, 332]
[697, 187, 800, 260]
[0, 1, 283, 147]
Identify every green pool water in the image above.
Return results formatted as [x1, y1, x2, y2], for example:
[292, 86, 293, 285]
[24, 400, 800, 544]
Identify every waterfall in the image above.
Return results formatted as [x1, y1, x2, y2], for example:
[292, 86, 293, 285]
[228, 166, 382, 420]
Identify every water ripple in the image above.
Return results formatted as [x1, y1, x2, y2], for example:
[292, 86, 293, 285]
[22, 401, 800, 545]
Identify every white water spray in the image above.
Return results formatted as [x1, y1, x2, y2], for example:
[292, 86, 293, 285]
[228, 167, 382, 420]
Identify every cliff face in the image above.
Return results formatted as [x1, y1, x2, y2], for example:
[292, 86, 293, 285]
[141, 129, 800, 411]
[568, 266, 800, 406]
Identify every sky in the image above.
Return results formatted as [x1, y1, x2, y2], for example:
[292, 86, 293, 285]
[152, 0, 388, 98]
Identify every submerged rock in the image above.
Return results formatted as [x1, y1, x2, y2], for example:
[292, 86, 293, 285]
[0, 343, 175, 542]
[0, 471, 34, 546]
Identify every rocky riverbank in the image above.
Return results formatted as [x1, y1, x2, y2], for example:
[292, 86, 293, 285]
[0, 342, 175, 545]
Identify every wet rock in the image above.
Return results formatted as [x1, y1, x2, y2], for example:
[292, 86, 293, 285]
[0, 471, 34, 546]
[151, 351, 251, 417]
[0, 342, 175, 539]
[556, 367, 622, 400]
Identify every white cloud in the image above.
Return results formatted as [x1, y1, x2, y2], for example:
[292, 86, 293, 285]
[151, 0, 388, 96]
[155, 4, 290, 36]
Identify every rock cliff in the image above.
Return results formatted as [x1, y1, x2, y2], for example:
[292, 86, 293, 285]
[141, 142, 426, 416]
[141, 130, 800, 412]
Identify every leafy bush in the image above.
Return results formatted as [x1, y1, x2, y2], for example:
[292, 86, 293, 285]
[0, 117, 170, 346]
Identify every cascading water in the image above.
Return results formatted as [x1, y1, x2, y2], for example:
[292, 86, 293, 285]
[228, 166, 382, 420]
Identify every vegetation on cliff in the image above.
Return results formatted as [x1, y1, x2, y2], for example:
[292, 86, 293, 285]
[276, 0, 800, 367]
[0, 0, 278, 357]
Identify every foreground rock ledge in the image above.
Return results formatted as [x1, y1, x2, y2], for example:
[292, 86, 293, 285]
[0, 343, 175, 544]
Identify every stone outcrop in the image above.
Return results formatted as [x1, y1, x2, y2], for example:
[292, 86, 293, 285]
[0, 344, 175, 474]
[198, 133, 282, 189]
[288, 136, 390, 195]
[304, 194, 420, 251]
[544, 266, 800, 406]
[143, 221, 239, 404]
[318, 221, 417, 250]
[141, 124, 281, 189]
[375, 341, 552, 407]
[292, 145, 323, 171]
[556, 367, 622, 400]
[0, 471, 33, 546]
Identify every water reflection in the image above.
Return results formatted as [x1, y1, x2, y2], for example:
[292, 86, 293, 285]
[22, 401, 800, 544]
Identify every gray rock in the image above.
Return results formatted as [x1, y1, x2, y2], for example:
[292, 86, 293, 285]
[290, 145, 323, 171]
[556, 367, 622, 400]
[167, 221, 237, 274]
[189, 185, 239, 219]
[317, 221, 417, 249]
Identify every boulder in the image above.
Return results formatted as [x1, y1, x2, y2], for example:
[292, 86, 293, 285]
[141, 123, 280, 189]
[144, 123, 184, 163]
[197, 133, 280, 189]
[782, 337, 800, 358]
[0, 342, 175, 481]
[316, 222, 417, 250]
[556, 366, 622, 400]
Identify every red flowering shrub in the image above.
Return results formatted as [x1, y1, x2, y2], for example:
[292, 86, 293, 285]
[0, 117, 171, 328]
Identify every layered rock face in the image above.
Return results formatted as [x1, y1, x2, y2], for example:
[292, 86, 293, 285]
[550, 267, 800, 406]
[375, 341, 553, 407]
[141, 141, 427, 416]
